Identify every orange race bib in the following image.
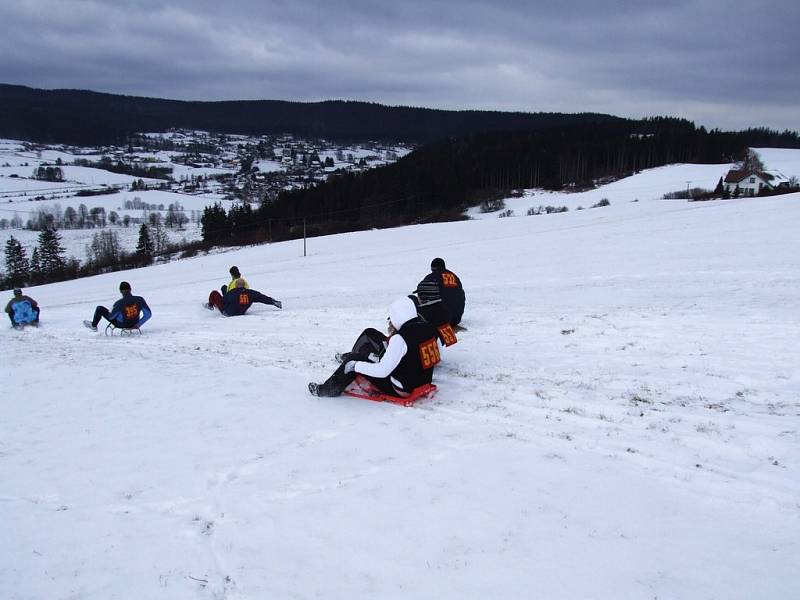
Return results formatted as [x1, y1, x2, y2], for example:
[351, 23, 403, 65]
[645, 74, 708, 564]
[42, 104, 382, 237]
[418, 338, 441, 369]
[441, 272, 458, 288]
[437, 324, 458, 347]
[124, 304, 139, 319]
[238, 293, 249, 305]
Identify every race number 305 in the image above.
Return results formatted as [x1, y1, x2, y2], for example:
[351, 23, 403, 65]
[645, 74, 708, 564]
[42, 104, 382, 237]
[418, 338, 441, 369]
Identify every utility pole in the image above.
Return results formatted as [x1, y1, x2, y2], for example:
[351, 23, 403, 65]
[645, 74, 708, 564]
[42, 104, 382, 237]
[686, 181, 691, 200]
[303, 218, 306, 257]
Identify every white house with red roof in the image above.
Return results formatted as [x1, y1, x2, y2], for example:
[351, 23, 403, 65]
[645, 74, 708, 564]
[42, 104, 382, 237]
[723, 169, 777, 196]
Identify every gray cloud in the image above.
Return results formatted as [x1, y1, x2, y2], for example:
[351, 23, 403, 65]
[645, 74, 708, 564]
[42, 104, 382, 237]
[1, 0, 798, 131]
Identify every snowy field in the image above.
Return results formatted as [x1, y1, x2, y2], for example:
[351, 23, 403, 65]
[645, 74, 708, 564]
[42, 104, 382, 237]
[469, 148, 800, 220]
[2, 159, 800, 599]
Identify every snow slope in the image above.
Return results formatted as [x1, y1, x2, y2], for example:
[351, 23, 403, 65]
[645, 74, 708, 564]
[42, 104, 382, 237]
[2, 169, 799, 599]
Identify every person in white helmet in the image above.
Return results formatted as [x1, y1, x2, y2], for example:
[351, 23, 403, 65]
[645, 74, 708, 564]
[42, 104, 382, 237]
[308, 296, 441, 398]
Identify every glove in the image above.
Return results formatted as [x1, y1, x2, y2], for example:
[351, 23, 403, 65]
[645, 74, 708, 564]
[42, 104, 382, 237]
[344, 360, 357, 374]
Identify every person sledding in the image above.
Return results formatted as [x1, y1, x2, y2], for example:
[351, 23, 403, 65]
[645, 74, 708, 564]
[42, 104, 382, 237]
[5, 288, 40, 329]
[83, 281, 152, 332]
[308, 296, 440, 399]
[416, 257, 466, 329]
[205, 278, 282, 315]
[409, 293, 458, 348]
[221, 265, 248, 294]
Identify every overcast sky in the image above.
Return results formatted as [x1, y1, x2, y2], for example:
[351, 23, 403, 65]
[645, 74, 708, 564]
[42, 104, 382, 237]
[1, 0, 798, 131]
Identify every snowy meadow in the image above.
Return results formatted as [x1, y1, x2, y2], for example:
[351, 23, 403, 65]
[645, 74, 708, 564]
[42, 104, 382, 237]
[2, 155, 799, 599]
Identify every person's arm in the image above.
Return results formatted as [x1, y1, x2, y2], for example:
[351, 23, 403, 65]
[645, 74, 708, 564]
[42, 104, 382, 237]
[109, 298, 124, 321]
[354, 335, 407, 379]
[4, 299, 12, 315]
[415, 277, 441, 305]
[137, 298, 152, 327]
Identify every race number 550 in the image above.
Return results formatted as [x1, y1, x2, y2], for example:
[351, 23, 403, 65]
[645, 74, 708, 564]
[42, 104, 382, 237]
[418, 338, 441, 369]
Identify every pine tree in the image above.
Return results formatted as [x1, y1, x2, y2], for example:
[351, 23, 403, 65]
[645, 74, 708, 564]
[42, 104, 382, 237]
[29, 248, 42, 284]
[135, 224, 154, 264]
[4, 236, 29, 287]
[714, 177, 724, 196]
[37, 228, 66, 282]
[201, 203, 229, 246]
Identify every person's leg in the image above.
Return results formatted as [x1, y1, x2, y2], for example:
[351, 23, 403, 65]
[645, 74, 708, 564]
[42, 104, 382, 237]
[92, 306, 111, 327]
[208, 291, 224, 311]
[263, 295, 281, 309]
[312, 362, 359, 397]
[250, 291, 282, 309]
[33, 307, 40, 323]
[362, 374, 402, 397]
[8, 311, 16, 327]
[351, 328, 388, 359]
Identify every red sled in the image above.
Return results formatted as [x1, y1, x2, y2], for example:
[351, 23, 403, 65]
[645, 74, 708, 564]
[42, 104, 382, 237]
[343, 375, 437, 407]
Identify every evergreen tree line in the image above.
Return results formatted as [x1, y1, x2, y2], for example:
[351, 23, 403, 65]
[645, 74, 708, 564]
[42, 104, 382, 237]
[2, 224, 204, 290]
[198, 118, 800, 246]
[33, 166, 64, 182]
[0, 83, 623, 146]
[3, 231, 78, 287]
[73, 158, 172, 180]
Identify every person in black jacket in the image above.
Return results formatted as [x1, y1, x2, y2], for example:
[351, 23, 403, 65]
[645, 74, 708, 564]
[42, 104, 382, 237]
[308, 296, 440, 398]
[415, 257, 465, 327]
[83, 281, 152, 331]
[206, 279, 282, 316]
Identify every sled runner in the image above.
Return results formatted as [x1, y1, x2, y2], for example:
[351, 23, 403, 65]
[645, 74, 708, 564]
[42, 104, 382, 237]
[343, 375, 437, 407]
[105, 322, 142, 336]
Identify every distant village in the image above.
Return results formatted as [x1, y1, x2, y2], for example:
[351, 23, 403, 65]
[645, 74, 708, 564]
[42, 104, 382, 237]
[113, 130, 412, 202]
[1, 129, 413, 206]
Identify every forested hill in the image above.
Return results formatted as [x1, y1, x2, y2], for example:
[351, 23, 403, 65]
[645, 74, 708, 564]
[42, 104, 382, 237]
[245, 118, 800, 241]
[0, 83, 621, 145]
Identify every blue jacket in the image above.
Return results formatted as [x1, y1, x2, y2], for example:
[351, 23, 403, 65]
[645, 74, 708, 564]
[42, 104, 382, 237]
[111, 292, 152, 328]
[8, 298, 37, 324]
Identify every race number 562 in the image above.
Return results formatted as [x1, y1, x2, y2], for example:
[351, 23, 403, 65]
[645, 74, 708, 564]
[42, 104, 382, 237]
[442, 272, 458, 288]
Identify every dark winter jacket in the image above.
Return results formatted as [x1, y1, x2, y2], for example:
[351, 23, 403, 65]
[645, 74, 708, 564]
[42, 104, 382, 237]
[416, 269, 465, 325]
[221, 287, 273, 316]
